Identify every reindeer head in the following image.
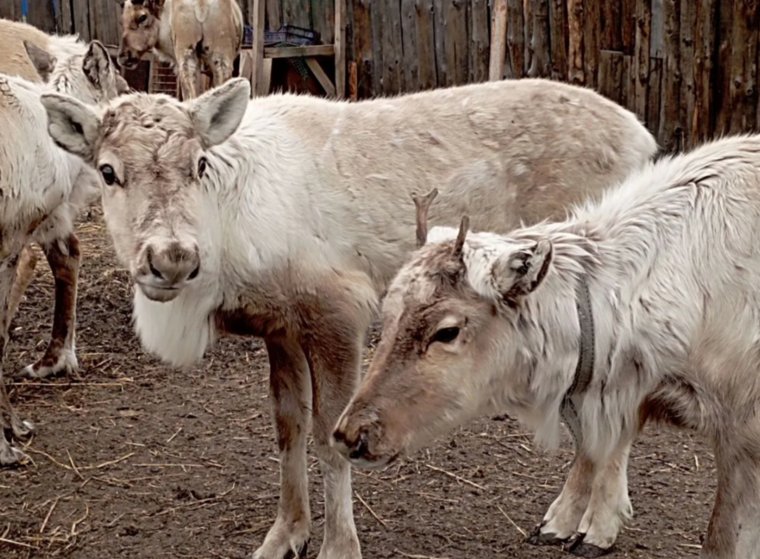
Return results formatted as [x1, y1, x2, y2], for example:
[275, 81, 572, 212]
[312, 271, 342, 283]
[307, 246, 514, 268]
[333, 194, 555, 468]
[117, 0, 165, 70]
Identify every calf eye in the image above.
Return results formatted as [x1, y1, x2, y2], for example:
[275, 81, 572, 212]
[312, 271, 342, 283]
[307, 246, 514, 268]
[197, 156, 207, 178]
[99, 164, 117, 186]
[432, 326, 460, 344]
[137, 14, 148, 25]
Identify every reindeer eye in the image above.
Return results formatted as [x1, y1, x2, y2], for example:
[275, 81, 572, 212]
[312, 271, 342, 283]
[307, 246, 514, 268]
[432, 326, 460, 345]
[99, 164, 117, 186]
[197, 156, 207, 178]
[137, 14, 148, 25]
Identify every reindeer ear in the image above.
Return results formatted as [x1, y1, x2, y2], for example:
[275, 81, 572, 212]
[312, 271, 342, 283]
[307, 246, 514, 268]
[24, 40, 56, 81]
[489, 240, 553, 303]
[83, 41, 114, 90]
[189, 77, 250, 147]
[40, 93, 102, 162]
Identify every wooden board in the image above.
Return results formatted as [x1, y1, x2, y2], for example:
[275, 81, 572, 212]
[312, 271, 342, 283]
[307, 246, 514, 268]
[488, 0, 508, 81]
[659, 0, 682, 151]
[469, 0, 489, 83]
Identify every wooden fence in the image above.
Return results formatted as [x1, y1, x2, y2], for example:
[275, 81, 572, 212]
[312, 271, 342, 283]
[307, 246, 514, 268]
[3, 1, 759, 151]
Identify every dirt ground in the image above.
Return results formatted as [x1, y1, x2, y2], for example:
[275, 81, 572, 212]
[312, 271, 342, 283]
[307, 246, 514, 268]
[2, 209, 716, 559]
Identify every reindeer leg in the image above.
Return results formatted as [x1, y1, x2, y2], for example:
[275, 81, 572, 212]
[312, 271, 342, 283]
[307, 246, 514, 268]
[8, 245, 38, 323]
[0, 258, 33, 467]
[529, 451, 595, 545]
[177, 48, 199, 100]
[254, 336, 312, 559]
[210, 53, 234, 89]
[700, 436, 760, 559]
[530, 433, 635, 556]
[24, 234, 80, 379]
[300, 290, 372, 559]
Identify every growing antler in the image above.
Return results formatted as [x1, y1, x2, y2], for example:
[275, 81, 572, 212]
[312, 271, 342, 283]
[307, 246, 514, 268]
[453, 215, 470, 258]
[411, 188, 439, 247]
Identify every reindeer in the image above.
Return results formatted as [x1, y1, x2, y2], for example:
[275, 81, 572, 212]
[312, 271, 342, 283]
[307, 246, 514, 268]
[334, 135, 760, 559]
[39, 77, 655, 557]
[116, 0, 243, 99]
[0, 19, 128, 465]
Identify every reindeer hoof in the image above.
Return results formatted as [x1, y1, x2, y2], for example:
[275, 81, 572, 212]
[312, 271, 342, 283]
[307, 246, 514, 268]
[565, 533, 613, 557]
[0, 438, 31, 467]
[283, 540, 308, 559]
[10, 418, 35, 439]
[527, 523, 566, 546]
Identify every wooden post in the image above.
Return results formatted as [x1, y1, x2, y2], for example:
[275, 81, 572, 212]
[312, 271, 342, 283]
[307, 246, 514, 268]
[548, 0, 568, 80]
[250, 0, 266, 97]
[567, 0, 585, 84]
[488, 0, 507, 80]
[348, 60, 358, 100]
[506, 0, 525, 78]
[334, 0, 346, 98]
[659, 0, 682, 151]
[527, 0, 550, 77]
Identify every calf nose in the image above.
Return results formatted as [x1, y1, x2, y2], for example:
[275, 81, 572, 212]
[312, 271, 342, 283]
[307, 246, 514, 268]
[146, 243, 200, 285]
[333, 427, 370, 461]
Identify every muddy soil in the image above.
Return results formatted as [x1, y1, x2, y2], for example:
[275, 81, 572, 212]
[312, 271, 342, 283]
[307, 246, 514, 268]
[2, 210, 714, 559]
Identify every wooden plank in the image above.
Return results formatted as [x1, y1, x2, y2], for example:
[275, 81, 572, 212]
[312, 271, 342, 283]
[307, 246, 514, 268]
[679, 0, 696, 148]
[506, 0, 525, 78]
[727, 1, 759, 133]
[281, 0, 311, 29]
[598, 49, 624, 105]
[71, 0, 91, 41]
[527, 0, 550, 77]
[369, 0, 385, 93]
[713, 0, 733, 134]
[251, 0, 266, 96]
[445, 0, 467, 84]
[334, 0, 345, 98]
[305, 58, 336, 96]
[60, 0, 74, 34]
[601, 0, 623, 50]
[401, 0, 420, 88]
[28, 1, 56, 33]
[650, 0, 665, 58]
[0, 2, 15, 20]
[693, 0, 717, 143]
[523, 0, 532, 71]
[623, 53, 635, 108]
[548, 0, 568, 81]
[312, 0, 336, 44]
[659, 0, 682, 151]
[646, 57, 662, 135]
[567, 0, 584, 84]
[622, 0, 636, 54]
[489, 0, 508, 81]
[416, 0, 437, 89]
[469, 0, 489, 82]
[266, 0, 282, 31]
[633, 0, 651, 123]
[351, 0, 374, 99]
[348, 60, 358, 100]
[89, 0, 122, 47]
[264, 44, 335, 58]
[380, 0, 402, 92]
[583, 0, 600, 87]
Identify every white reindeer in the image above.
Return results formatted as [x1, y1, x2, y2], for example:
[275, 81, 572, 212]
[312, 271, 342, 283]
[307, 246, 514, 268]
[0, 20, 128, 466]
[39, 77, 655, 557]
[335, 134, 760, 559]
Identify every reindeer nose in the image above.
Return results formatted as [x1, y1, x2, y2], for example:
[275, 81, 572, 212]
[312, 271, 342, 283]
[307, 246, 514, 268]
[146, 243, 200, 285]
[333, 427, 370, 461]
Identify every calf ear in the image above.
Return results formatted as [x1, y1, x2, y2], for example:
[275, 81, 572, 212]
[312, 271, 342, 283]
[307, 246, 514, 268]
[189, 77, 250, 148]
[40, 94, 101, 162]
[116, 74, 131, 94]
[83, 41, 114, 91]
[24, 40, 56, 82]
[490, 240, 553, 303]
